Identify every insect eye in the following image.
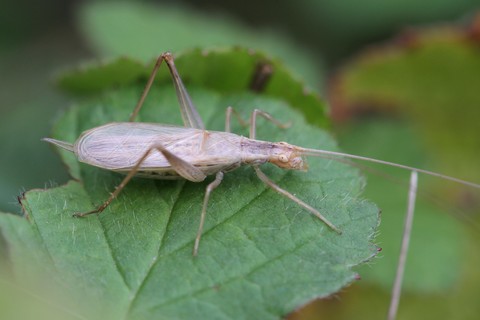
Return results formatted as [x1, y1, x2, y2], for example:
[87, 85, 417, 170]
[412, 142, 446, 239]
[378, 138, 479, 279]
[279, 155, 289, 163]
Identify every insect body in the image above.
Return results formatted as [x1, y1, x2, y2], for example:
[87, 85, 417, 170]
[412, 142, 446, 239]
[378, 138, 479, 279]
[69, 123, 305, 177]
[44, 52, 479, 257]
[44, 52, 341, 256]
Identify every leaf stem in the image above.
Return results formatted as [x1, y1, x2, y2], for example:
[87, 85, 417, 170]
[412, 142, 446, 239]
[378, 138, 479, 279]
[388, 171, 418, 320]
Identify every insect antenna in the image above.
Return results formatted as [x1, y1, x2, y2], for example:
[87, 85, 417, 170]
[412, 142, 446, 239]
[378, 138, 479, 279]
[315, 150, 480, 231]
[298, 147, 480, 189]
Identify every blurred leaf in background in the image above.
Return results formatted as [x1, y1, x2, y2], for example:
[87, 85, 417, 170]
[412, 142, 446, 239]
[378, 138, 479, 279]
[0, 2, 88, 215]
[78, 1, 325, 89]
[1, 0, 480, 319]
[331, 24, 480, 184]
[180, 0, 480, 61]
[298, 17, 480, 320]
[295, 0, 480, 60]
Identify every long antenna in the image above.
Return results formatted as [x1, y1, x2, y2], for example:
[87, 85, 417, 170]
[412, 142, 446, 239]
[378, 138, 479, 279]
[299, 147, 480, 189]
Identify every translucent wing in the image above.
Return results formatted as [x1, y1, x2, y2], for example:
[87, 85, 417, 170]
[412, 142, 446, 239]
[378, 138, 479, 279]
[74, 123, 244, 175]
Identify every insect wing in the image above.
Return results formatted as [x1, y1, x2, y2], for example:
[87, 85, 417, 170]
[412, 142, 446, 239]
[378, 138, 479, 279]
[74, 123, 243, 174]
[75, 123, 197, 169]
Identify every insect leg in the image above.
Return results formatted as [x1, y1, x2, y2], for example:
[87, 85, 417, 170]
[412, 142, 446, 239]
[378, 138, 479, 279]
[249, 109, 291, 139]
[225, 106, 248, 132]
[129, 52, 204, 130]
[164, 54, 204, 129]
[73, 144, 206, 217]
[193, 171, 224, 256]
[253, 166, 342, 234]
[129, 53, 168, 122]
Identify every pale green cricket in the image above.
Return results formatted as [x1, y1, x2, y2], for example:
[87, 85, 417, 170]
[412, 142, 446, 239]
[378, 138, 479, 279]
[43, 52, 480, 258]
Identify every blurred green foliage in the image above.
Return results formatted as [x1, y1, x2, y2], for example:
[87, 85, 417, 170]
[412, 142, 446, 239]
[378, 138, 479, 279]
[78, 2, 324, 88]
[339, 121, 467, 293]
[321, 20, 480, 320]
[334, 28, 480, 183]
[57, 49, 328, 126]
[1, 0, 480, 319]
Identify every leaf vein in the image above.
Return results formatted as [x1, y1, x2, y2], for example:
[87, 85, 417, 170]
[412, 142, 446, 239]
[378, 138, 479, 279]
[124, 181, 187, 319]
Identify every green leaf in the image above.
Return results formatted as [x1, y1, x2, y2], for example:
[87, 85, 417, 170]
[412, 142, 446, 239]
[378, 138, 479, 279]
[1, 56, 379, 319]
[58, 48, 329, 128]
[56, 57, 146, 96]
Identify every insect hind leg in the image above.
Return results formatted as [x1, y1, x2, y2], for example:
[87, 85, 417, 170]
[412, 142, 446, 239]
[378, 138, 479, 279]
[249, 109, 291, 139]
[224, 107, 290, 138]
[225, 106, 248, 133]
[73, 143, 206, 217]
